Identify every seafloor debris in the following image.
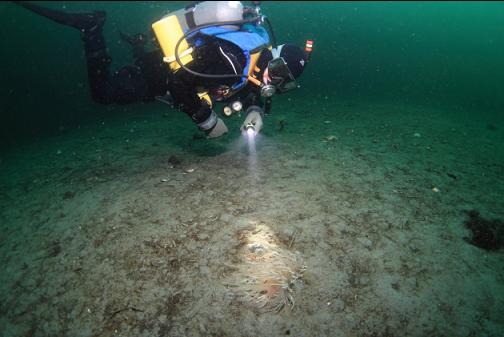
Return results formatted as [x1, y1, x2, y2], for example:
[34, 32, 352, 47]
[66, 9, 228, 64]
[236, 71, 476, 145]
[168, 155, 181, 168]
[463, 210, 503, 251]
[446, 172, 458, 180]
[225, 225, 306, 313]
[48, 240, 62, 257]
[276, 117, 287, 132]
[63, 191, 76, 200]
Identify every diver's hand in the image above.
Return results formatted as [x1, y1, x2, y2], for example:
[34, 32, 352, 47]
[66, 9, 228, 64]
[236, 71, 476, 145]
[241, 106, 264, 135]
[207, 118, 228, 139]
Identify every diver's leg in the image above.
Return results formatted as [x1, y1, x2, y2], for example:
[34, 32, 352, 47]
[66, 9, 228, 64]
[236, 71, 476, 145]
[83, 30, 148, 104]
[167, 70, 216, 130]
[15, 2, 148, 104]
[82, 27, 149, 104]
[81, 30, 116, 104]
[120, 32, 148, 59]
[14, 1, 114, 102]
[14, 1, 105, 34]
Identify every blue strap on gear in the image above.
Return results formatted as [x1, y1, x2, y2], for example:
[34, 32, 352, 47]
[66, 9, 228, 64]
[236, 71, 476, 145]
[198, 26, 270, 90]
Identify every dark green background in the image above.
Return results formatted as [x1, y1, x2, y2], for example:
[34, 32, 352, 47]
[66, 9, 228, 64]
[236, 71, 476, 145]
[1, 1, 503, 148]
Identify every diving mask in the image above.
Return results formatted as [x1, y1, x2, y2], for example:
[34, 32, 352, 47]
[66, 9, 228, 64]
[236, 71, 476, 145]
[266, 57, 298, 93]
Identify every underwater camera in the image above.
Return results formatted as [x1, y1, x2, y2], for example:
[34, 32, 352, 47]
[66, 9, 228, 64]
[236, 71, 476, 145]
[267, 57, 298, 93]
[260, 57, 297, 97]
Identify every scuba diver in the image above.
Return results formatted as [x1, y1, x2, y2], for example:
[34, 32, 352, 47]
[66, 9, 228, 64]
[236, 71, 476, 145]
[14, 1, 313, 139]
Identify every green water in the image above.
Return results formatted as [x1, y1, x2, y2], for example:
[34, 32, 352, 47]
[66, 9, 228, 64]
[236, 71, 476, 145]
[0, 1, 503, 148]
[1, 3, 504, 336]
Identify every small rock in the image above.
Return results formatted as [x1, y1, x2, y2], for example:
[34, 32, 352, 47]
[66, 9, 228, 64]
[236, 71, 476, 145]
[357, 237, 373, 249]
[342, 316, 358, 330]
[199, 265, 210, 276]
[358, 276, 370, 286]
[404, 277, 418, 290]
[408, 241, 420, 253]
[331, 299, 345, 312]
[198, 233, 209, 241]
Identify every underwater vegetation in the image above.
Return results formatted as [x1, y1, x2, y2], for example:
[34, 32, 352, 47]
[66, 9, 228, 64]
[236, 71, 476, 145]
[463, 210, 504, 251]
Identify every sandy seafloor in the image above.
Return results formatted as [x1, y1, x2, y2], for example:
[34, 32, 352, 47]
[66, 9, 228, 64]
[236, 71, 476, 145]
[0, 97, 503, 337]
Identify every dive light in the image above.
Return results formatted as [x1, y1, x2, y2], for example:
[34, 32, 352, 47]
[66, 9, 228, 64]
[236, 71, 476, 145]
[245, 123, 256, 137]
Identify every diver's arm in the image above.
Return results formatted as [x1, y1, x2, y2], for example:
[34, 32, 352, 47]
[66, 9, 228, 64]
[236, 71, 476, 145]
[241, 90, 263, 112]
[168, 71, 228, 138]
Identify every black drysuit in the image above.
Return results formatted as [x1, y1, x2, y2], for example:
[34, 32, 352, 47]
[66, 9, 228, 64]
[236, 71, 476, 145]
[83, 28, 272, 127]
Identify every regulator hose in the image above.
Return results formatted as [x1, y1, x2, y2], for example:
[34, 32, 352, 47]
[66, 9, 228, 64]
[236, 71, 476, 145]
[174, 17, 259, 79]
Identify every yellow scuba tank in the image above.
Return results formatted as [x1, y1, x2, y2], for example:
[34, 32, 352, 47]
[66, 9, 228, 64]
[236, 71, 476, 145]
[152, 15, 192, 72]
[152, 1, 244, 72]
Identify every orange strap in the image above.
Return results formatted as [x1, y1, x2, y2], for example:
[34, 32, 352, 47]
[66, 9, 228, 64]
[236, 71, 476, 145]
[247, 76, 262, 87]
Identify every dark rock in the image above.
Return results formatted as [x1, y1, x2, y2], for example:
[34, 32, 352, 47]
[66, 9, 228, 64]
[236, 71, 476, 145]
[446, 173, 458, 180]
[63, 191, 75, 200]
[168, 155, 181, 168]
[462, 210, 504, 251]
[48, 241, 62, 257]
